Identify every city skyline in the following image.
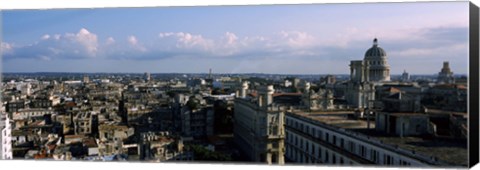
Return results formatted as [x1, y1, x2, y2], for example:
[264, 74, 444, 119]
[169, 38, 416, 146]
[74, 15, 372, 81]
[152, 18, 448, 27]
[2, 2, 469, 74]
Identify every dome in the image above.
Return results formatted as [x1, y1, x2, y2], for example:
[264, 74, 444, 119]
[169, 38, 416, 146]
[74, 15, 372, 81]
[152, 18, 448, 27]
[364, 38, 386, 58]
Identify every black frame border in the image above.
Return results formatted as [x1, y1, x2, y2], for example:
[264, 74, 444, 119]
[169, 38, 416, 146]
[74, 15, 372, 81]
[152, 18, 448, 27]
[469, 2, 479, 168]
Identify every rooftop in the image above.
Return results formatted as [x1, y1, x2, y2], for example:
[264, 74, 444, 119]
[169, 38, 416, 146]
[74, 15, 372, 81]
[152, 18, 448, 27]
[288, 111, 468, 167]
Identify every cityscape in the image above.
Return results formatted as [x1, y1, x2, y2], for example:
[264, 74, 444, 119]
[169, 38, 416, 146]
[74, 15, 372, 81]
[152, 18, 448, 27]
[0, 2, 470, 168]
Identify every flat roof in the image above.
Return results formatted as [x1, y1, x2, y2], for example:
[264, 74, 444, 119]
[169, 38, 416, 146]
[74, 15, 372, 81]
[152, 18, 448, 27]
[289, 111, 468, 167]
[291, 111, 373, 129]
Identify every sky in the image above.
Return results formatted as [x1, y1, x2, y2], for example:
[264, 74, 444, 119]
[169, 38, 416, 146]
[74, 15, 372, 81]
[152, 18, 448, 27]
[1, 2, 470, 74]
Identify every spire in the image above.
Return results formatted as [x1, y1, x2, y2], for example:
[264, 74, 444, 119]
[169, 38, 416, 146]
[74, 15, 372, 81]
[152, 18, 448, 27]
[373, 38, 378, 46]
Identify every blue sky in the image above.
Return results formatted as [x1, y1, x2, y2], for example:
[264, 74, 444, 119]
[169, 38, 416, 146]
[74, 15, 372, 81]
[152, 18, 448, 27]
[1, 2, 469, 74]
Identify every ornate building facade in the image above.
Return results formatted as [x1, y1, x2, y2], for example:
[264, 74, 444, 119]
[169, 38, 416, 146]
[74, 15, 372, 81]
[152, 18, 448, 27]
[234, 83, 285, 164]
[437, 61, 455, 84]
[346, 38, 390, 108]
[364, 38, 391, 82]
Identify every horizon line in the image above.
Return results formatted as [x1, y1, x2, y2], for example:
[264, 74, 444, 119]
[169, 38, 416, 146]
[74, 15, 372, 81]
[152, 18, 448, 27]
[1, 71, 469, 76]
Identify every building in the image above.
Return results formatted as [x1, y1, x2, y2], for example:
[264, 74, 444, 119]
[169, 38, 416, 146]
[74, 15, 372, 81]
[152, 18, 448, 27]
[345, 38, 391, 108]
[144, 72, 151, 82]
[437, 61, 454, 84]
[320, 75, 337, 85]
[345, 64, 376, 108]
[83, 75, 90, 83]
[401, 70, 410, 82]
[138, 132, 193, 161]
[1, 114, 13, 159]
[363, 38, 391, 82]
[301, 82, 335, 111]
[234, 84, 285, 164]
[284, 111, 466, 167]
[74, 112, 97, 135]
[375, 112, 434, 137]
[180, 95, 215, 138]
[97, 124, 135, 156]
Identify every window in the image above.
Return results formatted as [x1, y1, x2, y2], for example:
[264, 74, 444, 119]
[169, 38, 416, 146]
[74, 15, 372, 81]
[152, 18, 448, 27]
[371, 150, 378, 163]
[333, 136, 336, 145]
[340, 138, 344, 148]
[349, 142, 356, 153]
[272, 141, 279, 148]
[318, 147, 322, 158]
[311, 143, 315, 155]
[300, 138, 303, 148]
[384, 155, 392, 165]
[360, 145, 366, 157]
[325, 133, 329, 143]
[325, 150, 329, 162]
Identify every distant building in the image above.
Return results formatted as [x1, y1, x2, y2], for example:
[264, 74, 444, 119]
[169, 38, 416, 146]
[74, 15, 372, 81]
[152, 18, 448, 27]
[437, 61, 454, 84]
[74, 112, 98, 135]
[6, 100, 25, 113]
[144, 72, 151, 82]
[301, 82, 335, 111]
[320, 75, 337, 85]
[401, 70, 410, 82]
[286, 77, 301, 89]
[83, 75, 90, 83]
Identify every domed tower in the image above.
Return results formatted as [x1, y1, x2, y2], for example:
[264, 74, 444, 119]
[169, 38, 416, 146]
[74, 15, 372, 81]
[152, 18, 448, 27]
[364, 38, 390, 82]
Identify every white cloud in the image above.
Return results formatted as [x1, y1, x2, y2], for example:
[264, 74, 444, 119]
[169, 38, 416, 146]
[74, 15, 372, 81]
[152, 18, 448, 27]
[1, 42, 14, 57]
[224, 32, 238, 45]
[41, 34, 50, 40]
[127, 35, 146, 52]
[127, 36, 138, 45]
[38, 55, 52, 61]
[53, 34, 61, 40]
[177, 32, 213, 50]
[279, 31, 315, 48]
[64, 28, 99, 55]
[3, 24, 468, 70]
[389, 43, 467, 58]
[105, 37, 115, 45]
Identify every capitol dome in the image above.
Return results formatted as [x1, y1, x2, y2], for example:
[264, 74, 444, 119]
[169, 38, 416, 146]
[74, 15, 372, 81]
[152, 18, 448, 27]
[363, 38, 390, 82]
[364, 38, 386, 59]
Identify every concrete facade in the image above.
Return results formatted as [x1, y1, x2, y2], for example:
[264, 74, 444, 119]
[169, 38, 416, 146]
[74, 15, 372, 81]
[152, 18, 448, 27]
[285, 112, 445, 167]
[234, 84, 285, 164]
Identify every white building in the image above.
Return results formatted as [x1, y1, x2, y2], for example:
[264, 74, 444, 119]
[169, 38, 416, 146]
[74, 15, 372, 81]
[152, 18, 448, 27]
[1, 114, 13, 159]
[363, 38, 391, 82]
[345, 38, 391, 108]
